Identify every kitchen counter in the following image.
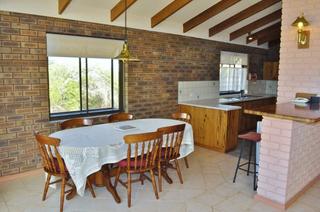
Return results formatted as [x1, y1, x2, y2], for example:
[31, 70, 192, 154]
[178, 95, 277, 152]
[179, 95, 276, 111]
[244, 102, 320, 123]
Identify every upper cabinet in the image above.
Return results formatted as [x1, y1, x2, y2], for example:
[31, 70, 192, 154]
[263, 61, 279, 80]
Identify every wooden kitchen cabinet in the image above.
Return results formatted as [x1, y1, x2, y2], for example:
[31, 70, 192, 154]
[263, 62, 279, 80]
[179, 104, 240, 153]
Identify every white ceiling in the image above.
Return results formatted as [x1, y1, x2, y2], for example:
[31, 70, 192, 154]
[0, 0, 282, 48]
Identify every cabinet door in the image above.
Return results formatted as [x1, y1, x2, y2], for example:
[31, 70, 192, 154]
[263, 62, 279, 80]
[179, 105, 204, 145]
[192, 107, 206, 145]
[202, 108, 226, 150]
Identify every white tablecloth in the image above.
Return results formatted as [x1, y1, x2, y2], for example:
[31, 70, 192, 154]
[50, 118, 194, 196]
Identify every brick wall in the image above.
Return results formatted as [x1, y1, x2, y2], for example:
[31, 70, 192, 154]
[258, 117, 320, 204]
[256, 0, 320, 206]
[0, 10, 272, 176]
[258, 117, 293, 203]
[277, 0, 320, 103]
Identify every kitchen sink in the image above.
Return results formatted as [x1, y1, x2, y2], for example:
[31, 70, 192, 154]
[241, 95, 262, 98]
[220, 95, 264, 102]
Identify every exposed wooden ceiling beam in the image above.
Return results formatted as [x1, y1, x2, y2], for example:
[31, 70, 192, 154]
[111, 0, 137, 22]
[257, 31, 281, 45]
[229, 9, 282, 41]
[151, 0, 192, 28]
[209, 0, 281, 37]
[58, 0, 72, 14]
[183, 0, 240, 33]
[246, 22, 281, 43]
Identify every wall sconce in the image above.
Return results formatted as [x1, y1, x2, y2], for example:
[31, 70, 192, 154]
[292, 14, 310, 49]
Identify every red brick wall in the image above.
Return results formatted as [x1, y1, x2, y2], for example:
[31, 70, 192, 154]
[0, 10, 272, 176]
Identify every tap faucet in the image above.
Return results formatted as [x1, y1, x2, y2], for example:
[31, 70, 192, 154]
[240, 90, 245, 97]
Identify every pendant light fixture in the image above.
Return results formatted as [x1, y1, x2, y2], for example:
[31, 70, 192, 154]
[114, 0, 140, 62]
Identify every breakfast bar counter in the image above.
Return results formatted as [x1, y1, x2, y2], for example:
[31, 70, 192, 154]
[243, 101, 320, 209]
[244, 102, 320, 123]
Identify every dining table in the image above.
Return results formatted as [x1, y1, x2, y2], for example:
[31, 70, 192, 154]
[50, 118, 194, 203]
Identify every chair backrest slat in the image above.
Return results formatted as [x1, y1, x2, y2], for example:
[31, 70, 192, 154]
[35, 133, 66, 175]
[60, 118, 93, 130]
[171, 112, 191, 124]
[108, 112, 134, 123]
[39, 144, 52, 172]
[124, 131, 162, 173]
[157, 124, 186, 161]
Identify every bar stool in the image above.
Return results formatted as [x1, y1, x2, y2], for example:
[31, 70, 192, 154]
[233, 132, 261, 190]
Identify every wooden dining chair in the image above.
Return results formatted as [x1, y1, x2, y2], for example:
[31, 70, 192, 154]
[157, 124, 186, 192]
[171, 112, 190, 168]
[60, 118, 93, 130]
[35, 133, 96, 212]
[108, 112, 134, 123]
[59, 118, 97, 195]
[114, 131, 163, 207]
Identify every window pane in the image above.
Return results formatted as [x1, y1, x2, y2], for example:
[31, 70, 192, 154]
[48, 57, 80, 113]
[113, 60, 120, 109]
[81, 58, 87, 110]
[87, 58, 112, 110]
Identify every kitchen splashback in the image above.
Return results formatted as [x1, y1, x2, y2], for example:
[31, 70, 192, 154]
[248, 80, 278, 95]
[178, 81, 219, 103]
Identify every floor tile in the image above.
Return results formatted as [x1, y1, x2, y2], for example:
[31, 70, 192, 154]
[0, 146, 319, 212]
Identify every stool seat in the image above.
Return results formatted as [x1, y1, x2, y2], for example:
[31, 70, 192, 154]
[238, 132, 261, 142]
[234, 131, 260, 190]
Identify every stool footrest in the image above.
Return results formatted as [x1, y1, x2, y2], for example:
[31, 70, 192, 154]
[239, 162, 259, 168]
[238, 167, 258, 174]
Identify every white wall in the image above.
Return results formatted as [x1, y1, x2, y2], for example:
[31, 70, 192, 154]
[0, 0, 281, 48]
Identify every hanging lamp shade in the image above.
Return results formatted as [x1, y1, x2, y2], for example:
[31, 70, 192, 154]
[113, 0, 140, 63]
[114, 41, 140, 62]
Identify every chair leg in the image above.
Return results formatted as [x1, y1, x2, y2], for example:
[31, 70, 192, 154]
[114, 166, 121, 188]
[158, 162, 162, 192]
[127, 172, 131, 208]
[86, 179, 96, 198]
[42, 174, 51, 201]
[175, 159, 183, 184]
[150, 169, 159, 199]
[139, 173, 144, 185]
[247, 142, 253, 176]
[233, 140, 243, 183]
[184, 157, 189, 168]
[60, 177, 66, 212]
[253, 144, 258, 191]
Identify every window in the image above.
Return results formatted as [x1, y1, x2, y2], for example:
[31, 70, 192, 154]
[48, 57, 122, 119]
[219, 64, 248, 93]
[219, 51, 248, 94]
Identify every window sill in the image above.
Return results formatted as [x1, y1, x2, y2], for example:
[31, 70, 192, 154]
[49, 109, 121, 123]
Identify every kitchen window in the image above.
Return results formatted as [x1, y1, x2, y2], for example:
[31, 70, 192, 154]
[48, 57, 123, 120]
[46, 33, 124, 120]
[219, 51, 248, 95]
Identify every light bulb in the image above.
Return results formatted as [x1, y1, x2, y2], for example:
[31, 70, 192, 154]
[297, 22, 304, 29]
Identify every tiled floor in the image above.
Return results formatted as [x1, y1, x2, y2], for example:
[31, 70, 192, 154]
[0, 146, 319, 212]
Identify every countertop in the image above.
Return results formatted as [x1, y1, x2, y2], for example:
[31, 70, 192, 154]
[244, 102, 320, 123]
[179, 95, 276, 111]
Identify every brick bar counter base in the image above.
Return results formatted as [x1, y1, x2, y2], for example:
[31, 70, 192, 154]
[0, 10, 278, 177]
[253, 0, 320, 209]
[256, 117, 320, 210]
